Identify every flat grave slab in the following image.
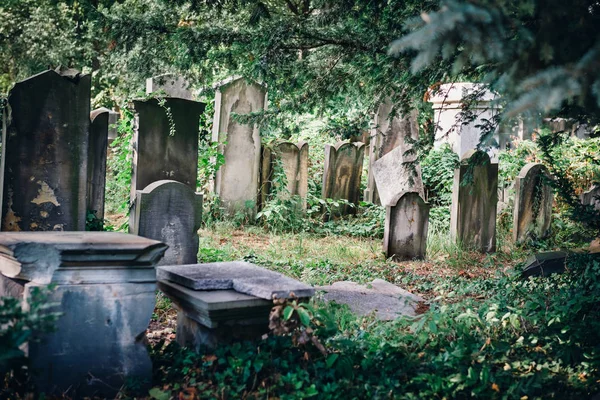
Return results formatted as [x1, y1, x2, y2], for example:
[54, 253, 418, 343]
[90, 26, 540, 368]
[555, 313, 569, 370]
[317, 279, 423, 320]
[157, 262, 315, 300]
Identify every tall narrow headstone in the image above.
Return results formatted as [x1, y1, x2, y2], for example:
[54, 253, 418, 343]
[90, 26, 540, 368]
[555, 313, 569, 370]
[581, 184, 600, 211]
[131, 96, 205, 228]
[429, 83, 502, 161]
[212, 77, 267, 216]
[260, 141, 309, 210]
[322, 142, 365, 218]
[513, 163, 553, 243]
[365, 98, 419, 204]
[87, 108, 110, 222]
[450, 150, 498, 252]
[1, 69, 90, 232]
[384, 192, 429, 260]
[133, 180, 203, 265]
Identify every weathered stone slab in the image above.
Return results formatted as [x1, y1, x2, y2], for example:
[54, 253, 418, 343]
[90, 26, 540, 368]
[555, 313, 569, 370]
[0, 232, 167, 398]
[317, 279, 423, 320]
[260, 141, 309, 210]
[157, 262, 315, 300]
[581, 184, 600, 211]
[146, 73, 193, 100]
[132, 180, 203, 265]
[521, 251, 568, 279]
[1, 69, 90, 232]
[450, 150, 498, 252]
[87, 108, 110, 222]
[513, 163, 553, 243]
[429, 83, 502, 161]
[372, 145, 424, 207]
[384, 192, 429, 260]
[322, 142, 365, 218]
[212, 77, 267, 216]
[365, 98, 419, 204]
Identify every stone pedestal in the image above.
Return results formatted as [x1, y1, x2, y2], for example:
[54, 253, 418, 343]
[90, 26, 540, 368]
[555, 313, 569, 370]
[156, 262, 314, 351]
[0, 232, 167, 398]
[429, 83, 502, 162]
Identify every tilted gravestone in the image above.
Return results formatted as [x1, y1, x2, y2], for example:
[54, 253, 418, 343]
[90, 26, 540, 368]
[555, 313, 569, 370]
[260, 141, 309, 210]
[1, 68, 90, 232]
[384, 191, 430, 261]
[130, 96, 205, 228]
[87, 108, 110, 222]
[0, 232, 167, 398]
[581, 184, 600, 211]
[322, 142, 365, 218]
[212, 77, 267, 217]
[132, 180, 203, 265]
[450, 150, 498, 252]
[365, 98, 419, 204]
[513, 163, 553, 243]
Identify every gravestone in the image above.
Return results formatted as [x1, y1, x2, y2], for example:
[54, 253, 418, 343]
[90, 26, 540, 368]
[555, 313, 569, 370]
[450, 150, 498, 252]
[322, 142, 365, 218]
[384, 192, 429, 260]
[260, 141, 309, 210]
[0, 232, 167, 398]
[146, 73, 193, 100]
[131, 95, 205, 227]
[212, 77, 267, 216]
[513, 163, 553, 243]
[429, 83, 503, 161]
[1, 68, 90, 232]
[581, 185, 600, 211]
[87, 108, 110, 222]
[372, 145, 424, 207]
[132, 180, 203, 265]
[365, 98, 419, 204]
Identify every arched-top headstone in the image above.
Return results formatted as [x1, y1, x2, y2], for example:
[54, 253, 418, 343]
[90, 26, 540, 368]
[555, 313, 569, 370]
[87, 108, 111, 223]
[384, 191, 429, 260]
[133, 180, 203, 266]
[513, 163, 553, 243]
[260, 141, 309, 210]
[322, 142, 365, 218]
[212, 77, 267, 216]
[450, 150, 498, 252]
[1, 68, 90, 232]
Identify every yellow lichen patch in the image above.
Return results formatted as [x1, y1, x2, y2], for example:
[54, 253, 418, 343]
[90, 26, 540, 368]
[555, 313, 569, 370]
[2, 208, 22, 231]
[40, 211, 49, 218]
[53, 224, 64, 231]
[30, 222, 38, 230]
[31, 181, 60, 206]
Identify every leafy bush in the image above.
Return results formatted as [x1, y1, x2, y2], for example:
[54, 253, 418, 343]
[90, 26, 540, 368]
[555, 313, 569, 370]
[421, 144, 459, 207]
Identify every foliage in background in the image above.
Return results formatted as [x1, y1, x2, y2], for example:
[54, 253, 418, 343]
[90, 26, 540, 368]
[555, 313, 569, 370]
[421, 144, 459, 207]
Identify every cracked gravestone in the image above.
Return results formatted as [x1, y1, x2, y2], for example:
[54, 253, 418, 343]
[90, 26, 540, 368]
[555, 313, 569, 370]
[317, 279, 423, 320]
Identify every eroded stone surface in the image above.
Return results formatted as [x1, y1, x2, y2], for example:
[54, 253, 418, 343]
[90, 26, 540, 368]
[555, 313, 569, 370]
[133, 180, 202, 265]
[450, 150, 498, 252]
[157, 262, 315, 300]
[513, 163, 553, 243]
[1, 69, 90, 232]
[372, 145, 424, 207]
[384, 192, 429, 260]
[317, 279, 423, 320]
[212, 77, 267, 216]
[146, 74, 193, 100]
[322, 142, 365, 218]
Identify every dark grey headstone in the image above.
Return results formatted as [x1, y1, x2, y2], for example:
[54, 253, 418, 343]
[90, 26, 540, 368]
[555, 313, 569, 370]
[131, 97, 205, 201]
[513, 163, 553, 243]
[521, 251, 568, 279]
[87, 108, 110, 221]
[133, 180, 203, 266]
[157, 262, 315, 300]
[1, 69, 90, 232]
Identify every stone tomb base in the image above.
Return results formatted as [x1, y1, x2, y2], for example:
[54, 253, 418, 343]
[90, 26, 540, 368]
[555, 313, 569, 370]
[158, 280, 272, 350]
